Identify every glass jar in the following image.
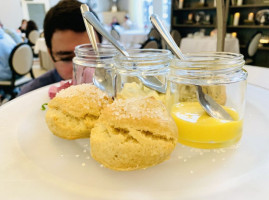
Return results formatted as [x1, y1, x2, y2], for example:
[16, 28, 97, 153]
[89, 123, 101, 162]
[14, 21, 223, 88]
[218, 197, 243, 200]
[72, 44, 117, 97]
[113, 49, 172, 101]
[167, 52, 247, 149]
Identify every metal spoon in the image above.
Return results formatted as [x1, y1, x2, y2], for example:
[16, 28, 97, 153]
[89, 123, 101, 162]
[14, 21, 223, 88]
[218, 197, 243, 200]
[81, 4, 109, 93]
[150, 14, 233, 121]
[81, 4, 98, 51]
[83, 11, 166, 94]
[196, 85, 233, 120]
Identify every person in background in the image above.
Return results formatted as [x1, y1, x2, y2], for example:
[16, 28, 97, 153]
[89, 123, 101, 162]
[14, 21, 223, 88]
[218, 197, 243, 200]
[18, 19, 27, 34]
[0, 25, 16, 81]
[111, 16, 120, 27]
[18, 0, 102, 96]
[0, 20, 22, 44]
[122, 14, 133, 30]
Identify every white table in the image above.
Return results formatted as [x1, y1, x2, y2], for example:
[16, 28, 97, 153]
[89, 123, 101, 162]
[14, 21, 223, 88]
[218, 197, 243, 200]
[34, 38, 47, 54]
[245, 65, 269, 90]
[34, 38, 55, 70]
[103, 26, 149, 48]
[119, 29, 149, 48]
[180, 36, 240, 54]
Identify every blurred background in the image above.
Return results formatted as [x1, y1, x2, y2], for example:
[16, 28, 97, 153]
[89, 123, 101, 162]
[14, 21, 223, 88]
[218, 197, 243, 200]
[0, 0, 172, 32]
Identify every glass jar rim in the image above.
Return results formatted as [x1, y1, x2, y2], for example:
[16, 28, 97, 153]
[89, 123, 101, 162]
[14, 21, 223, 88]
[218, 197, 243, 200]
[114, 49, 172, 60]
[114, 49, 172, 71]
[168, 52, 247, 85]
[74, 43, 117, 58]
[171, 52, 245, 71]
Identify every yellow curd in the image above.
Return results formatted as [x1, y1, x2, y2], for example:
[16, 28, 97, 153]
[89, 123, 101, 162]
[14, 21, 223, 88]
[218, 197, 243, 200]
[171, 102, 243, 149]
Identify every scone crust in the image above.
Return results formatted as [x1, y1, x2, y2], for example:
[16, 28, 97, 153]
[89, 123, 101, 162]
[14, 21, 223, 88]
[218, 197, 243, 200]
[90, 97, 178, 171]
[45, 84, 113, 139]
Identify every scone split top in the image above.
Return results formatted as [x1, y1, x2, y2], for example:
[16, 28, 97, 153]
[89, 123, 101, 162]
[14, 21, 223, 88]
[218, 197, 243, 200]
[45, 84, 113, 139]
[90, 97, 178, 171]
[100, 97, 177, 139]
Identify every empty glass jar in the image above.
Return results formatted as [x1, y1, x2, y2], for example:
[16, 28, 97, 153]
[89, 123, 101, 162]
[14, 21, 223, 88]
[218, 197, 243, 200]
[72, 44, 117, 97]
[167, 52, 247, 149]
[113, 49, 172, 101]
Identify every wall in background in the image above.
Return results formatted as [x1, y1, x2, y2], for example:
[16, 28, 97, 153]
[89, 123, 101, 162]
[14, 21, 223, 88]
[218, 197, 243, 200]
[21, 0, 50, 30]
[95, 0, 111, 12]
[0, 0, 23, 30]
[0, 0, 169, 32]
[0, 0, 50, 30]
[0, 0, 120, 30]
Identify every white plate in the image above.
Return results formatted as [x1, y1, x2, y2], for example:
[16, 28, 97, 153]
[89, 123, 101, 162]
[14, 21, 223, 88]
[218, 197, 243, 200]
[0, 84, 269, 200]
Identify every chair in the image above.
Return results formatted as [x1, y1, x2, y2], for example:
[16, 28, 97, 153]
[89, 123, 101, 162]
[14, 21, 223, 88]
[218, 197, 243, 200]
[28, 30, 40, 46]
[28, 30, 40, 57]
[161, 38, 167, 49]
[0, 43, 35, 97]
[148, 28, 161, 41]
[245, 32, 262, 64]
[147, 28, 162, 49]
[170, 29, 181, 47]
[140, 38, 160, 49]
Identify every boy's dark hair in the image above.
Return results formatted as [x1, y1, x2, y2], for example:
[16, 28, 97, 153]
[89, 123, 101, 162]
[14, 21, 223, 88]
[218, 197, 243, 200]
[43, 0, 102, 51]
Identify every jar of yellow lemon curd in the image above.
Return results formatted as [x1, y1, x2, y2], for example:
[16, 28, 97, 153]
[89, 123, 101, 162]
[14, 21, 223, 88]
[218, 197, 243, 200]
[167, 52, 247, 149]
[73, 44, 117, 97]
[113, 49, 172, 101]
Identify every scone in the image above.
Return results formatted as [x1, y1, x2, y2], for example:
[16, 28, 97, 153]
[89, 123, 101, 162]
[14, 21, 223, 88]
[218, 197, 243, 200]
[90, 96, 178, 171]
[45, 84, 113, 139]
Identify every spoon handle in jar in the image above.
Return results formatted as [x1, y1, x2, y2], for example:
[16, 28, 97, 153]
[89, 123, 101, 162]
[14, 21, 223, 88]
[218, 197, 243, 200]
[83, 11, 129, 57]
[196, 85, 233, 121]
[80, 4, 98, 52]
[150, 14, 185, 60]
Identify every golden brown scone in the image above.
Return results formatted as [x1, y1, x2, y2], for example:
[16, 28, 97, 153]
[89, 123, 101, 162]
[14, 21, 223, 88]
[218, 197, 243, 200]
[45, 84, 113, 139]
[178, 84, 226, 105]
[90, 96, 178, 171]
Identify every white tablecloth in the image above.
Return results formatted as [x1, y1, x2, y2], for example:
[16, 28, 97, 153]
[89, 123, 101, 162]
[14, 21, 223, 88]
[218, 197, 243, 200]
[119, 29, 149, 48]
[245, 65, 269, 90]
[103, 26, 149, 48]
[180, 36, 240, 54]
[34, 38, 47, 54]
